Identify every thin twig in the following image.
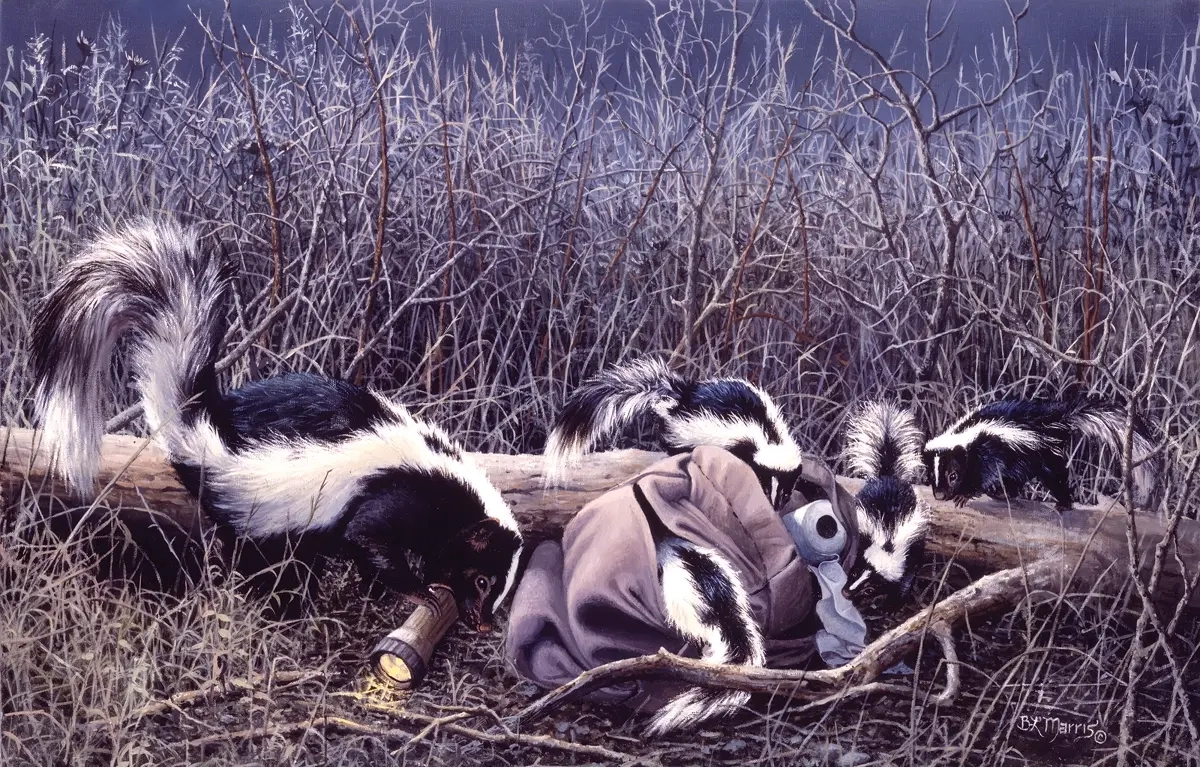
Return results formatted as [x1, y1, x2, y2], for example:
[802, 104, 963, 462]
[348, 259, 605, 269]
[519, 558, 1060, 722]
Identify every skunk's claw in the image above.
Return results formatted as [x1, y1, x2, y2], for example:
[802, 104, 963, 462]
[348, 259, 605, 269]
[403, 587, 443, 615]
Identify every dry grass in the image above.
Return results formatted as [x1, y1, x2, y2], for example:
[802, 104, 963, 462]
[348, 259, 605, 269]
[3, 522, 1194, 765]
[2, 0, 1200, 764]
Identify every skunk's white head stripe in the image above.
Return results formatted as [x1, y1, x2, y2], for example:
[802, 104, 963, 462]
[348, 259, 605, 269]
[848, 569, 872, 592]
[855, 498, 930, 584]
[492, 544, 522, 611]
[925, 420, 1045, 453]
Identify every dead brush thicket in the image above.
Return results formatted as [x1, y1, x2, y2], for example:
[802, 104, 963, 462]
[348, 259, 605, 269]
[2, 0, 1199, 764]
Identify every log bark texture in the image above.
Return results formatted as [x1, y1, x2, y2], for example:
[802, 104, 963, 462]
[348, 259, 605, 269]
[2, 427, 1197, 607]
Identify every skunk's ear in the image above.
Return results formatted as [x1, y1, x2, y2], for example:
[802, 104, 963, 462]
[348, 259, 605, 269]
[462, 520, 498, 553]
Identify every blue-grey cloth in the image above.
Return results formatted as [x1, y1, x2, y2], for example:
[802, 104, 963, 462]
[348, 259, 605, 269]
[782, 500, 870, 667]
[811, 559, 869, 667]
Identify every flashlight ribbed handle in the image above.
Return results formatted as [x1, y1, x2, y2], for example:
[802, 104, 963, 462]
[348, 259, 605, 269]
[369, 585, 460, 688]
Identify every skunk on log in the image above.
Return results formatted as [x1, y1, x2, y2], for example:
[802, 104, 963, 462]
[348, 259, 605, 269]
[546, 358, 804, 510]
[30, 218, 522, 628]
[923, 397, 1160, 512]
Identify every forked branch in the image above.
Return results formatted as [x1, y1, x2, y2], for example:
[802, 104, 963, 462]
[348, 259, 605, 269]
[518, 557, 1059, 722]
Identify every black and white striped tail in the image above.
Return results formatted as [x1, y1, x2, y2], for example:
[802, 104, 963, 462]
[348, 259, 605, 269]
[650, 539, 765, 734]
[544, 358, 685, 477]
[843, 400, 924, 482]
[1067, 398, 1160, 506]
[30, 218, 233, 492]
[628, 482, 765, 734]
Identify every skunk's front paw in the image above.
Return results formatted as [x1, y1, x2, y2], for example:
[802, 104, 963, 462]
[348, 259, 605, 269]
[404, 585, 449, 615]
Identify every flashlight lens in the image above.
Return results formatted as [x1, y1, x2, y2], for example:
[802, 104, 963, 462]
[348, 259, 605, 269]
[376, 653, 412, 684]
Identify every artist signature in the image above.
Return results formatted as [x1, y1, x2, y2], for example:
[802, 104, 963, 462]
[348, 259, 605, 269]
[1014, 685, 1109, 745]
[1016, 714, 1108, 744]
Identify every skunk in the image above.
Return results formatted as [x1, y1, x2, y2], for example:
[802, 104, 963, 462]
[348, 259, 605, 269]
[923, 397, 1159, 511]
[30, 218, 523, 629]
[841, 401, 930, 601]
[631, 483, 765, 735]
[546, 358, 804, 510]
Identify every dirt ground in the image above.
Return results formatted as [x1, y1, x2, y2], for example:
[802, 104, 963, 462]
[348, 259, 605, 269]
[2, 503, 1196, 767]
[102, 553, 1187, 767]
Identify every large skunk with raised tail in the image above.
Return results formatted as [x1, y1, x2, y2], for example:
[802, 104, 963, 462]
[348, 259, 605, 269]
[545, 358, 804, 510]
[631, 483, 765, 735]
[923, 397, 1160, 511]
[841, 400, 930, 601]
[30, 218, 522, 628]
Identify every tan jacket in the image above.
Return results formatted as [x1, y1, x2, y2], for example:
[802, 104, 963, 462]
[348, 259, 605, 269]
[505, 445, 860, 710]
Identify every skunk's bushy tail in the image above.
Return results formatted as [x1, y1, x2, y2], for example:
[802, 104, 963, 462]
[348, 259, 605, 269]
[647, 539, 765, 735]
[544, 357, 686, 473]
[31, 218, 233, 492]
[843, 400, 924, 482]
[1066, 397, 1160, 507]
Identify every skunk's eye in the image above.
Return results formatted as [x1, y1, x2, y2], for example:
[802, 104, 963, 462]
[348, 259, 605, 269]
[947, 470, 959, 485]
[475, 576, 490, 593]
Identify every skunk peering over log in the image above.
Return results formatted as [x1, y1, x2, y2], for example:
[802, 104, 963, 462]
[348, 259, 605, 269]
[923, 397, 1160, 511]
[545, 358, 804, 510]
[841, 400, 929, 601]
[30, 218, 522, 629]
[631, 482, 765, 735]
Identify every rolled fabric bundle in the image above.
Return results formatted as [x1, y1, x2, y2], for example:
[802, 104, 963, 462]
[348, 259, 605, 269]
[506, 446, 863, 713]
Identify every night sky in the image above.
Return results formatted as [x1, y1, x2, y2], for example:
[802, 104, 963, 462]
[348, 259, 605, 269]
[2, 0, 1198, 78]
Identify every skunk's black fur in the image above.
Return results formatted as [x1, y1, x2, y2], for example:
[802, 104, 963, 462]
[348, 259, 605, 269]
[546, 358, 805, 509]
[841, 401, 929, 601]
[30, 218, 522, 628]
[923, 397, 1160, 511]
[631, 483, 765, 735]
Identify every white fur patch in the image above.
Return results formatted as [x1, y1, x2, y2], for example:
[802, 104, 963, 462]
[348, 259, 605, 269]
[843, 401, 924, 482]
[492, 544, 523, 610]
[861, 542, 905, 582]
[38, 390, 102, 495]
[854, 498, 930, 584]
[754, 439, 804, 474]
[175, 409, 518, 539]
[665, 412, 802, 473]
[924, 419, 1046, 453]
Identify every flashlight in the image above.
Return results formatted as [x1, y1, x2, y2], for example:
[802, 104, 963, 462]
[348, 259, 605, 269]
[369, 584, 459, 688]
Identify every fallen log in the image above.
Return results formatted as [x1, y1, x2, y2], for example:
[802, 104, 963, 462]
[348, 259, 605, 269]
[2, 426, 1197, 608]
